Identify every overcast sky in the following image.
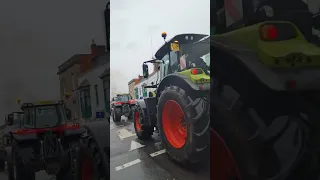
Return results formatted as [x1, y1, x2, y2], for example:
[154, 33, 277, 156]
[0, 0, 107, 119]
[110, 0, 210, 96]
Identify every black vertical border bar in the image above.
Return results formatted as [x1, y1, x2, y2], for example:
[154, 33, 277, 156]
[105, 1, 110, 179]
[105, 2, 110, 51]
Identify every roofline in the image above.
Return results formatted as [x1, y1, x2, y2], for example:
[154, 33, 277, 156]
[57, 54, 90, 75]
[128, 78, 137, 85]
[155, 33, 208, 60]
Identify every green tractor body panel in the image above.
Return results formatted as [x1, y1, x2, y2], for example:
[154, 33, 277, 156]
[178, 68, 210, 84]
[213, 21, 320, 68]
[211, 21, 320, 91]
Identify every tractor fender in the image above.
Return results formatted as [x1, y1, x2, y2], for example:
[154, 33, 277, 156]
[82, 121, 109, 173]
[63, 127, 86, 137]
[11, 133, 37, 142]
[156, 74, 206, 100]
[135, 99, 147, 109]
[211, 39, 290, 91]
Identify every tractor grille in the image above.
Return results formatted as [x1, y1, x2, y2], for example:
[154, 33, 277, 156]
[123, 104, 130, 113]
[42, 133, 61, 159]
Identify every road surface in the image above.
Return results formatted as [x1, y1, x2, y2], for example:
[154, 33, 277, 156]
[0, 168, 54, 180]
[110, 116, 210, 180]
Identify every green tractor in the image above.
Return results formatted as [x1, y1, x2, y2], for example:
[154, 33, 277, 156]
[211, 0, 320, 179]
[133, 32, 210, 166]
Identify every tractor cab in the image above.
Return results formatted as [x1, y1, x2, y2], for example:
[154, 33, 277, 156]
[20, 100, 70, 129]
[142, 32, 210, 90]
[213, 0, 320, 43]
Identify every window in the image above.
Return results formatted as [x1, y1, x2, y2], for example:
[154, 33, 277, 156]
[23, 108, 34, 127]
[138, 88, 141, 97]
[94, 85, 99, 105]
[34, 105, 61, 128]
[80, 87, 92, 118]
[60, 78, 66, 94]
[71, 73, 75, 90]
[142, 87, 147, 97]
[134, 88, 139, 99]
[163, 59, 169, 77]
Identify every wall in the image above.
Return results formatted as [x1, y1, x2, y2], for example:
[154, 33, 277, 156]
[77, 55, 109, 120]
[59, 64, 81, 119]
[128, 82, 136, 99]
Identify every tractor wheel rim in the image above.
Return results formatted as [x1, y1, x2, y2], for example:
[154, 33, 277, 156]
[135, 112, 141, 131]
[162, 100, 187, 148]
[211, 128, 242, 180]
[81, 160, 93, 180]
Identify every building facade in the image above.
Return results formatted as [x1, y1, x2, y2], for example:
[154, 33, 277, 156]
[77, 52, 110, 120]
[131, 63, 160, 99]
[57, 42, 106, 120]
[58, 55, 87, 119]
[128, 78, 137, 99]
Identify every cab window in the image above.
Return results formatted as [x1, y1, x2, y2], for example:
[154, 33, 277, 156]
[162, 54, 170, 76]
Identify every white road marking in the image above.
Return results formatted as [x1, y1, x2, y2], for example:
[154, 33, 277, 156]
[115, 159, 141, 171]
[150, 149, 166, 157]
[117, 128, 135, 140]
[129, 140, 145, 151]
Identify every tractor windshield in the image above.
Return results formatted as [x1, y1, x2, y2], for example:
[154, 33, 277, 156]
[183, 36, 210, 74]
[115, 94, 131, 102]
[23, 105, 66, 128]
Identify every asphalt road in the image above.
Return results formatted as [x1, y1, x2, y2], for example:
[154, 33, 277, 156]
[110, 116, 210, 180]
[0, 168, 54, 180]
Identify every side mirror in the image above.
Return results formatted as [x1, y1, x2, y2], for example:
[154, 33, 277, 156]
[142, 64, 149, 78]
[7, 114, 13, 126]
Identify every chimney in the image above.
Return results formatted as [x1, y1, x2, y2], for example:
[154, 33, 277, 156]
[91, 39, 97, 57]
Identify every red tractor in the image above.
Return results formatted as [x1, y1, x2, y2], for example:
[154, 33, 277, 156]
[5, 100, 85, 180]
[110, 94, 136, 122]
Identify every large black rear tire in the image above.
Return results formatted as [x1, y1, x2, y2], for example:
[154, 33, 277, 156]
[157, 86, 210, 165]
[75, 122, 109, 180]
[75, 142, 101, 180]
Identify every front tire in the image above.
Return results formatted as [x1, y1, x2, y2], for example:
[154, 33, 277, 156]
[112, 109, 121, 122]
[133, 105, 153, 140]
[157, 86, 210, 165]
[8, 146, 35, 180]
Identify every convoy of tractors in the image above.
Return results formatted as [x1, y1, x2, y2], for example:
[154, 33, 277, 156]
[1, 0, 320, 179]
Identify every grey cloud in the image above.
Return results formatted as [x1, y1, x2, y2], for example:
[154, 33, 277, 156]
[0, 0, 107, 121]
[125, 42, 137, 49]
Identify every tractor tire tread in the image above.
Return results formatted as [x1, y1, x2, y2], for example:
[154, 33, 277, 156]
[134, 105, 153, 140]
[158, 85, 210, 165]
